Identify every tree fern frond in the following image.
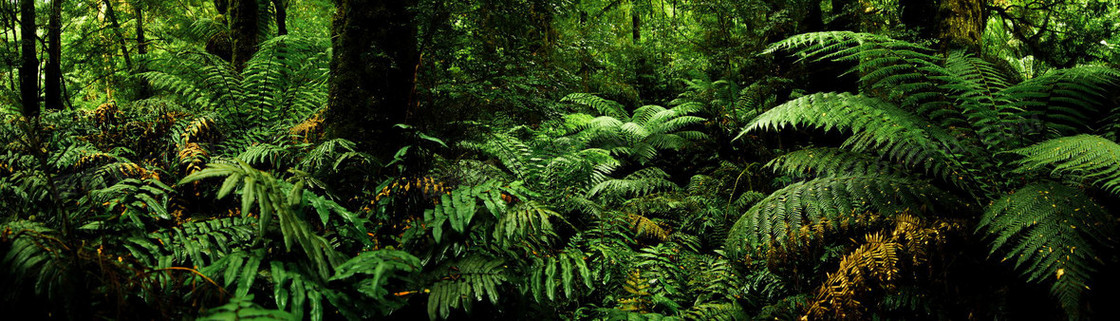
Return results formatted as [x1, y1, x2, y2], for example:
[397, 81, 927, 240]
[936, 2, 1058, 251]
[1003, 66, 1120, 135]
[767, 147, 912, 179]
[978, 182, 1115, 318]
[588, 167, 677, 200]
[725, 176, 954, 256]
[741, 92, 966, 182]
[1011, 135, 1120, 194]
[562, 93, 628, 119]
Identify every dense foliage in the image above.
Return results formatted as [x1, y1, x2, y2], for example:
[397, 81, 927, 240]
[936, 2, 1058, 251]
[1, 0, 1118, 320]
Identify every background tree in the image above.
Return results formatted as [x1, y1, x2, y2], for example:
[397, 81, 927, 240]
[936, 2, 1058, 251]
[229, 0, 259, 71]
[44, 0, 63, 110]
[325, 0, 418, 156]
[18, 0, 36, 117]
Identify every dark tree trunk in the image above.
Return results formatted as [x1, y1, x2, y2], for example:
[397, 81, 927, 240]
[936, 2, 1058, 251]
[229, 0, 259, 71]
[214, 0, 228, 15]
[102, 0, 132, 70]
[326, 0, 418, 155]
[19, 0, 37, 117]
[631, 5, 640, 42]
[901, 0, 985, 51]
[44, 0, 62, 110]
[273, 0, 287, 36]
[134, 1, 150, 98]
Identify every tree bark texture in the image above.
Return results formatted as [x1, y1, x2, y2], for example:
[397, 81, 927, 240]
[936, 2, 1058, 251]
[19, 0, 37, 117]
[229, 0, 259, 71]
[901, 0, 985, 50]
[326, 0, 419, 154]
[274, 0, 287, 36]
[134, 1, 150, 98]
[45, 0, 62, 110]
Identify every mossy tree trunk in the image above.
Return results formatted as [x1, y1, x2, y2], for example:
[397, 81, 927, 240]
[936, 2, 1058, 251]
[326, 0, 418, 156]
[229, 0, 259, 71]
[901, 0, 986, 51]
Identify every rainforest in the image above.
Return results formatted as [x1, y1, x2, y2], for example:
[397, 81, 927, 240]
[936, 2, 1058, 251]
[1, 0, 1119, 320]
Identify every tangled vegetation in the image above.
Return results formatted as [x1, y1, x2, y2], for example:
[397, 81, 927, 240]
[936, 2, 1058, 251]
[1, 0, 1118, 320]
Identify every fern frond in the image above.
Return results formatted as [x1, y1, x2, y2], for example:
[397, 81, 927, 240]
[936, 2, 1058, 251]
[627, 213, 670, 242]
[1003, 66, 1120, 135]
[562, 93, 628, 119]
[978, 182, 1115, 318]
[179, 161, 342, 279]
[330, 249, 422, 306]
[725, 176, 954, 255]
[124, 216, 257, 269]
[766, 147, 912, 179]
[0, 221, 68, 300]
[1011, 135, 1120, 195]
[741, 92, 969, 184]
[426, 256, 508, 320]
[198, 294, 296, 321]
[493, 201, 558, 247]
[806, 232, 902, 320]
[527, 250, 593, 302]
[588, 167, 677, 200]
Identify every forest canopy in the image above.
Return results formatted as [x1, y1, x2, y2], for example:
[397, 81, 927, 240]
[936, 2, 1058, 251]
[1, 0, 1119, 320]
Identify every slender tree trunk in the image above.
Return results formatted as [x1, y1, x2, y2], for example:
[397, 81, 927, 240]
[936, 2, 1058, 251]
[19, 0, 37, 117]
[326, 0, 418, 155]
[214, 0, 228, 15]
[134, 1, 149, 98]
[631, 5, 640, 42]
[102, 0, 132, 70]
[229, 0, 259, 71]
[44, 0, 62, 110]
[273, 0, 287, 36]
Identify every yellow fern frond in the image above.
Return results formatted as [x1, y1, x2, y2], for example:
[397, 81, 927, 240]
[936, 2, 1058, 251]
[627, 213, 669, 242]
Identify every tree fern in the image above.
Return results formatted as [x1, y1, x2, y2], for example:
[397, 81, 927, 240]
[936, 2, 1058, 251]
[1011, 135, 1120, 194]
[725, 176, 955, 255]
[766, 147, 913, 179]
[978, 182, 1115, 318]
[563, 93, 628, 119]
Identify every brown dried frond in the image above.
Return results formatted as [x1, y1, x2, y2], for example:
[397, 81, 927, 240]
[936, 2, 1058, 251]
[804, 214, 962, 320]
[177, 142, 209, 176]
[290, 110, 325, 143]
[74, 151, 116, 169]
[116, 162, 161, 181]
[373, 176, 452, 204]
[180, 116, 216, 144]
[90, 102, 121, 126]
[619, 270, 652, 312]
[627, 213, 670, 242]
